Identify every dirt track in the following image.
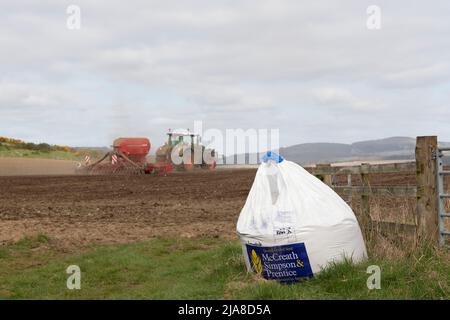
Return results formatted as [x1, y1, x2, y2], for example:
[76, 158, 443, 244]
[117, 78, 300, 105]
[0, 170, 256, 247]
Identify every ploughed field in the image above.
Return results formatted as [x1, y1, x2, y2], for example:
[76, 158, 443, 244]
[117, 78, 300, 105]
[0, 170, 255, 247]
[0, 157, 77, 176]
[0, 168, 448, 247]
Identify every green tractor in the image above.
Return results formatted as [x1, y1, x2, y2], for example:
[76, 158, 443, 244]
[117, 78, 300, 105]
[155, 129, 217, 171]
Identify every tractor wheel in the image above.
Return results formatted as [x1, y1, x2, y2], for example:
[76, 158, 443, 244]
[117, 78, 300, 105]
[208, 161, 217, 169]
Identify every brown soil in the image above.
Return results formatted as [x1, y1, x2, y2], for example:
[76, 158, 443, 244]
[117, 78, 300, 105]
[0, 158, 78, 176]
[1, 166, 448, 248]
[0, 169, 255, 247]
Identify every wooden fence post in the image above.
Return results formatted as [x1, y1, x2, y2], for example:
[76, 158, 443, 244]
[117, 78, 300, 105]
[360, 163, 372, 234]
[316, 164, 332, 186]
[347, 174, 353, 206]
[415, 136, 439, 244]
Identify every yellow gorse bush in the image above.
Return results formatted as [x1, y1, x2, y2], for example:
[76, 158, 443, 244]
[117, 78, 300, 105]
[0, 137, 24, 145]
[0, 136, 75, 153]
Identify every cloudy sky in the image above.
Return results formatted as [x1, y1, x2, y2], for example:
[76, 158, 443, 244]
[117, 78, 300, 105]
[1, 0, 449, 152]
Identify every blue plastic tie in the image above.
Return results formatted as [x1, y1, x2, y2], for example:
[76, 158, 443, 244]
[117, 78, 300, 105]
[261, 151, 284, 163]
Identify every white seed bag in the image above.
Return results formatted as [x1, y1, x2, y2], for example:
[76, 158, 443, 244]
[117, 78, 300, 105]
[237, 152, 367, 282]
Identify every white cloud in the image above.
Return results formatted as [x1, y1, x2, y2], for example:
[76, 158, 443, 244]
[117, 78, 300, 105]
[382, 63, 450, 88]
[0, 82, 72, 109]
[0, 0, 450, 147]
[312, 87, 384, 111]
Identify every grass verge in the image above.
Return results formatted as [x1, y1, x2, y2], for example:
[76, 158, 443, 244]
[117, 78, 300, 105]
[0, 235, 448, 299]
[0, 147, 80, 161]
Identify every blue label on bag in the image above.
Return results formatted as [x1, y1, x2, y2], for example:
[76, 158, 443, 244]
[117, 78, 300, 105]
[246, 242, 313, 283]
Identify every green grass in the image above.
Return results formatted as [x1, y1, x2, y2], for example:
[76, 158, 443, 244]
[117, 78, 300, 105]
[0, 235, 448, 299]
[0, 145, 80, 160]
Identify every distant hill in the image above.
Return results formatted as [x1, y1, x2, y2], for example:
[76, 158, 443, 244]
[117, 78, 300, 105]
[281, 137, 418, 164]
[226, 137, 450, 165]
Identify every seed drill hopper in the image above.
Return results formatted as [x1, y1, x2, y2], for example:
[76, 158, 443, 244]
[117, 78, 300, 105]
[77, 137, 172, 175]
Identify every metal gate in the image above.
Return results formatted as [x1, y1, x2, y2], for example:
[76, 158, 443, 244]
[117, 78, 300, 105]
[436, 146, 450, 246]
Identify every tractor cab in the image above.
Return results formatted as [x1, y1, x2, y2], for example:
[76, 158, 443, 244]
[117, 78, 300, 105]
[155, 128, 216, 170]
[167, 129, 200, 147]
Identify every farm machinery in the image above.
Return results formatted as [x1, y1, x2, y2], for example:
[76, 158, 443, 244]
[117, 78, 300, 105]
[77, 137, 173, 175]
[155, 129, 217, 171]
[77, 130, 216, 175]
